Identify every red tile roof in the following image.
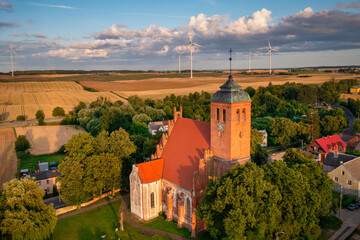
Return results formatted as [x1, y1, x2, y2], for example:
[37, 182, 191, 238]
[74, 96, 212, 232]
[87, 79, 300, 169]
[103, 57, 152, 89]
[137, 159, 164, 184]
[315, 135, 347, 153]
[161, 118, 210, 190]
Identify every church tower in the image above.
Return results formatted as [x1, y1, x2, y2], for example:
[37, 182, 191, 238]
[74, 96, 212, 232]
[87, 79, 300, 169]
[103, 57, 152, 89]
[210, 74, 251, 171]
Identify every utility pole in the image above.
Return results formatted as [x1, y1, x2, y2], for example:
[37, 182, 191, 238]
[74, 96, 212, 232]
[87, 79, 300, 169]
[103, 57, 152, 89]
[339, 186, 343, 219]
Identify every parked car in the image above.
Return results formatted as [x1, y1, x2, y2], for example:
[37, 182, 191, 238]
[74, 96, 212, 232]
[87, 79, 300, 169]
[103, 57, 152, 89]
[347, 203, 359, 211]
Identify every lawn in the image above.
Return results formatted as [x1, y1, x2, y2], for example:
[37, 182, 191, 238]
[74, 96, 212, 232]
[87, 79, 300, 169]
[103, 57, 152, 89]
[144, 218, 192, 239]
[18, 152, 64, 171]
[52, 200, 171, 240]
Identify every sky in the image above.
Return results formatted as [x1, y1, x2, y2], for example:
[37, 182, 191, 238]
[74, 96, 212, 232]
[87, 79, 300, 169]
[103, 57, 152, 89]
[0, 0, 360, 72]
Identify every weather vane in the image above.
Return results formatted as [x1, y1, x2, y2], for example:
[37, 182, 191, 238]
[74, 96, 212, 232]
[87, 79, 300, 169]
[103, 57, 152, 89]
[229, 48, 232, 76]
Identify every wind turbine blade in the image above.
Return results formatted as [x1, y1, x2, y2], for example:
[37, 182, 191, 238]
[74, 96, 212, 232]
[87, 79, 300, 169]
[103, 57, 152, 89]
[0, 50, 11, 54]
[272, 49, 279, 52]
[12, 50, 17, 55]
[193, 42, 204, 48]
[266, 50, 271, 56]
[268, 39, 271, 49]
[188, 29, 192, 42]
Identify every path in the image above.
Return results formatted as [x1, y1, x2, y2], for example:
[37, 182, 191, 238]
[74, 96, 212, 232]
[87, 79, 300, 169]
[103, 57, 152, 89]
[329, 208, 360, 240]
[336, 104, 356, 142]
[0, 117, 64, 127]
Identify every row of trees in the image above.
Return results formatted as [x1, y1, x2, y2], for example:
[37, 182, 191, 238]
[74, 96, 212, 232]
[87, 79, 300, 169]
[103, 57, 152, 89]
[197, 149, 334, 239]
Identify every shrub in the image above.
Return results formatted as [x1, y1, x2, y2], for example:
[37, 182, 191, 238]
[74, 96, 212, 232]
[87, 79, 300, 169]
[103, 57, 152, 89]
[319, 215, 342, 230]
[53, 185, 59, 196]
[57, 145, 65, 154]
[52, 107, 65, 117]
[15, 135, 30, 152]
[16, 115, 26, 121]
[36, 110, 45, 125]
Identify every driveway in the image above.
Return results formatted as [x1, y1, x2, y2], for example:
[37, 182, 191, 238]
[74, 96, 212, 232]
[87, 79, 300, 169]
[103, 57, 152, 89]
[329, 208, 360, 240]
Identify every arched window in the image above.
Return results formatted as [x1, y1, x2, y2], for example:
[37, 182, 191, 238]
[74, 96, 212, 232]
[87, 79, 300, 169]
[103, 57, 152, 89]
[216, 108, 219, 122]
[150, 192, 155, 209]
[186, 198, 191, 218]
[236, 109, 240, 123]
[223, 109, 226, 122]
[242, 109, 246, 122]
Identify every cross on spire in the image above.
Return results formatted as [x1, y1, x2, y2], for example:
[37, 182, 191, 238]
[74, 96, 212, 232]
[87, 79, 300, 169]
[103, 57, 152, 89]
[229, 48, 233, 76]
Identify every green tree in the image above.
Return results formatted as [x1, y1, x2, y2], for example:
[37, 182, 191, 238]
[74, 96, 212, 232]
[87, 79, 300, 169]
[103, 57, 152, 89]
[251, 128, 264, 155]
[0, 177, 57, 240]
[270, 117, 297, 146]
[252, 144, 268, 166]
[197, 163, 281, 240]
[303, 109, 320, 140]
[15, 135, 30, 152]
[128, 95, 145, 111]
[52, 106, 65, 117]
[35, 110, 45, 125]
[129, 121, 151, 137]
[16, 115, 26, 121]
[132, 113, 152, 123]
[353, 119, 360, 133]
[244, 86, 256, 97]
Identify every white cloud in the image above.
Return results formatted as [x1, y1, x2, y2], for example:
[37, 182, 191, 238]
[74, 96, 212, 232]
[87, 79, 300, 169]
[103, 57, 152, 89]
[28, 2, 76, 10]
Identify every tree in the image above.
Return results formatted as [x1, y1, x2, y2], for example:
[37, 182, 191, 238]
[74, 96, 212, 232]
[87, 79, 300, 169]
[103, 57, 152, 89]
[252, 144, 268, 166]
[129, 121, 151, 137]
[303, 109, 320, 140]
[128, 95, 145, 111]
[251, 128, 264, 155]
[16, 115, 26, 121]
[197, 163, 281, 239]
[132, 113, 152, 123]
[244, 86, 256, 97]
[270, 117, 297, 146]
[0, 177, 57, 240]
[353, 119, 360, 133]
[52, 106, 65, 117]
[15, 135, 30, 152]
[35, 110, 45, 125]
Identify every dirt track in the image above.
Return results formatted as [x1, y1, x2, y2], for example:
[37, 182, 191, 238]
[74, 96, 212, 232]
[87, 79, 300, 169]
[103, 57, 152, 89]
[0, 128, 17, 188]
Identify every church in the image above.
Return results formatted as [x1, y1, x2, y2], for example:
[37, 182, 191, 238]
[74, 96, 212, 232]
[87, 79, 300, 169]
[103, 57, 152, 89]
[129, 74, 251, 237]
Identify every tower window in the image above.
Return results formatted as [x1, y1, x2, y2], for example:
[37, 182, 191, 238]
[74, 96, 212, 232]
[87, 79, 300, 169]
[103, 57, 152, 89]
[216, 108, 219, 122]
[223, 109, 226, 122]
[150, 192, 155, 209]
[242, 109, 246, 122]
[236, 109, 240, 122]
[186, 198, 191, 218]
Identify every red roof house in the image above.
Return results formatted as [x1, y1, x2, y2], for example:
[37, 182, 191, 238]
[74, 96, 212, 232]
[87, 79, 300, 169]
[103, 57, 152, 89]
[306, 134, 347, 163]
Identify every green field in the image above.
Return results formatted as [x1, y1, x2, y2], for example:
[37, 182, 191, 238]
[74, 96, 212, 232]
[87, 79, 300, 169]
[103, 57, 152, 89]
[51, 200, 171, 240]
[144, 218, 191, 238]
[18, 152, 64, 171]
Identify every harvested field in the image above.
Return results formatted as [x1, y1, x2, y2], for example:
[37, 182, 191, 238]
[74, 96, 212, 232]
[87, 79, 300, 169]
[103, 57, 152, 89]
[81, 72, 355, 99]
[15, 126, 86, 155]
[0, 128, 17, 188]
[341, 93, 360, 101]
[0, 81, 126, 122]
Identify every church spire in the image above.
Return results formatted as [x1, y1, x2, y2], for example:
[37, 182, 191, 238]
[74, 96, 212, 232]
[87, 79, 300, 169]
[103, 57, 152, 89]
[229, 48, 232, 76]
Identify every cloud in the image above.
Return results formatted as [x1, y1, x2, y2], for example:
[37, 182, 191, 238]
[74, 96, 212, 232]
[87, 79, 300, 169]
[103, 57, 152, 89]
[54, 36, 70, 41]
[0, 21, 18, 28]
[337, 1, 360, 8]
[0, 1, 12, 11]
[32, 34, 48, 39]
[12, 33, 21, 37]
[28, 2, 76, 9]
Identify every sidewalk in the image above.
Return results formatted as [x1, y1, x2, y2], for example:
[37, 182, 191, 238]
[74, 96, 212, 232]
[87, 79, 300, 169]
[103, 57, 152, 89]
[329, 208, 360, 240]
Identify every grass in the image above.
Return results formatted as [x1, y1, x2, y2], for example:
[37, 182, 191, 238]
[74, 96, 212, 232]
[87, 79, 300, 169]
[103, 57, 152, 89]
[144, 218, 191, 239]
[18, 152, 64, 170]
[51, 200, 171, 240]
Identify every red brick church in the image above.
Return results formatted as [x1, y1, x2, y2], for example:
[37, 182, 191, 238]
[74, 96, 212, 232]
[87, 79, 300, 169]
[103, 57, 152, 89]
[129, 74, 251, 236]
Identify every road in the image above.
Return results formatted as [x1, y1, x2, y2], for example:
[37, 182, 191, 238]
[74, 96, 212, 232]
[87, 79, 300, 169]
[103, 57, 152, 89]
[336, 105, 356, 142]
[329, 208, 360, 240]
[0, 117, 64, 127]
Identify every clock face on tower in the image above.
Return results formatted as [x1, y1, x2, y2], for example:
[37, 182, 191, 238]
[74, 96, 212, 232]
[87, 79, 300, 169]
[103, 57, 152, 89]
[218, 123, 223, 131]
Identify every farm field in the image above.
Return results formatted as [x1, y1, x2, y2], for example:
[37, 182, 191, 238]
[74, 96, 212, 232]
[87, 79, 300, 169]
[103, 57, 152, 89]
[15, 125, 86, 155]
[81, 72, 356, 99]
[0, 127, 17, 188]
[341, 93, 360, 101]
[0, 81, 126, 122]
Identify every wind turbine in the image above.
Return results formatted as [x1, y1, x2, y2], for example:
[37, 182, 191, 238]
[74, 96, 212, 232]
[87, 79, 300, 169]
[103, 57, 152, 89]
[266, 40, 279, 75]
[0, 41, 17, 77]
[188, 30, 204, 78]
[176, 49, 184, 74]
[248, 50, 252, 73]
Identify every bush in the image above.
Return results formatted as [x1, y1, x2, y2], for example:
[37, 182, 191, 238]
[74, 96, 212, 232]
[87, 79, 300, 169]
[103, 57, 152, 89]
[57, 145, 66, 154]
[16, 115, 26, 121]
[319, 215, 342, 230]
[158, 211, 166, 219]
[53, 185, 59, 196]
[36, 110, 45, 125]
[15, 135, 30, 152]
[52, 107, 65, 117]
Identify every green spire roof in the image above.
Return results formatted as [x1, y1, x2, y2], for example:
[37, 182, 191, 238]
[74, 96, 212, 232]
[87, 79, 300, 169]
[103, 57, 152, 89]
[211, 75, 251, 103]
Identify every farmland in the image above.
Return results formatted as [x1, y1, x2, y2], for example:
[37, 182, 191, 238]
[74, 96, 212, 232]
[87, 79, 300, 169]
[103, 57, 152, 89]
[0, 81, 125, 122]
[0, 128, 17, 187]
[15, 125, 86, 155]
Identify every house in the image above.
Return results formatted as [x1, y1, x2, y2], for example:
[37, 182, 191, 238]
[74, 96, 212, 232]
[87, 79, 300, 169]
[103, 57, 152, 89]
[30, 169, 60, 195]
[259, 130, 268, 147]
[148, 121, 169, 135]
[130, 74, 251, 237]
[305, 135, 347, 163]
[350, 85, 360, 94]
[328, 157, 360, 197]
[322, 151, 357, 172]
[348, 134, 360, 150]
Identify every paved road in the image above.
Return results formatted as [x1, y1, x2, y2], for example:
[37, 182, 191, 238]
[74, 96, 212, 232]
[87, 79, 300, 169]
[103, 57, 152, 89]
[0, 117, 64, 127]
[329, 208, 360, 240]
[336, 104, 356, 142]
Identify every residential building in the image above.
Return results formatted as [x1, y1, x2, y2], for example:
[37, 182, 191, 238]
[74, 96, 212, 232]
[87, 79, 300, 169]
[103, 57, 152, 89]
[328, 157, 360, 197]
[350, 85, 360, 94]
[259, 130, 268, 147]
[148, 121, 169, 135]
[130, 74, 251, 236]
[305, 135, 346, 163]
[348, 134, 360, 150]
[323, 151, 357, 172]
[30, 170, 60, 195]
